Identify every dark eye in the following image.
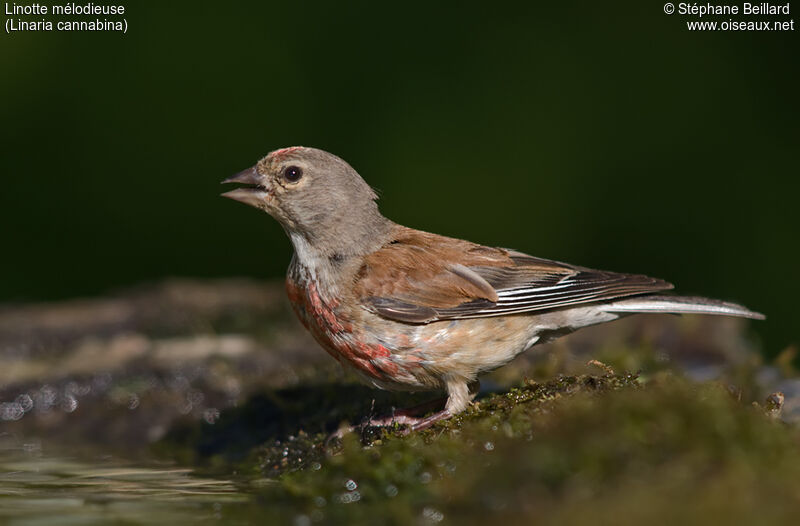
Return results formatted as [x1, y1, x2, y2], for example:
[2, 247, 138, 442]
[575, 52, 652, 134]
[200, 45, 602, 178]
[283, 166, 303, 183]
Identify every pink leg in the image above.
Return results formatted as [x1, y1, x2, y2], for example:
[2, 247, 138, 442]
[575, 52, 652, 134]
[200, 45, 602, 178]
[359, 408, 452, 432]
[326, 398, 452, 445]
[326, 381, 479, 444]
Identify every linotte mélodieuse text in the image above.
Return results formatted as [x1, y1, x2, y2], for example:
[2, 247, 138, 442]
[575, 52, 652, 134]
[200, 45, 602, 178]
[678, 2, 791, 16]
[4, 2, 126, 32]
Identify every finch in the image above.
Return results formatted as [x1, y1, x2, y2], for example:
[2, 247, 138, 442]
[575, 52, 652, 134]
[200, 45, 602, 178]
[222, 147, 764, 431]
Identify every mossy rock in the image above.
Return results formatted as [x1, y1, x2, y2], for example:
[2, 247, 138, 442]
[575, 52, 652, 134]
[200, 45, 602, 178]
[158, 371, 800, 524]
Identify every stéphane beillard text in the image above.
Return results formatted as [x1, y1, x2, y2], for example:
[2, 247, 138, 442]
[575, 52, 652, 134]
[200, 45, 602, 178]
[4, 3, 124, 15]
[678, 3, 791, 17]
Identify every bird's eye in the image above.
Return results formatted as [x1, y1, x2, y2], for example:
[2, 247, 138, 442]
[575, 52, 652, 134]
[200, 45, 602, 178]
[283, 166, 303, 183]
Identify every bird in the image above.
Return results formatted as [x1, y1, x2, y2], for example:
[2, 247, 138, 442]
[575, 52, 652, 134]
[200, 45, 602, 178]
[222, 146, 764, 431]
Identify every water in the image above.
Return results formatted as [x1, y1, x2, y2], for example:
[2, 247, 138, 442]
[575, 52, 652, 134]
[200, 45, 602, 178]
[0, 280, 310, 524]
[0, 445, 247, 525]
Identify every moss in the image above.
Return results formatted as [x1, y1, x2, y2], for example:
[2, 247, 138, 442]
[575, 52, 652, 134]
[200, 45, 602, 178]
[154, 360, 800, 525]
[167, 372, 800, 524]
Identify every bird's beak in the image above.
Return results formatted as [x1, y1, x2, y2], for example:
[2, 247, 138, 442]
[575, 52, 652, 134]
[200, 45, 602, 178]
[221, 166, 271, 209]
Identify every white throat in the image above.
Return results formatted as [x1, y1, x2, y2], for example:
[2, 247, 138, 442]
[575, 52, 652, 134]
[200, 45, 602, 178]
[289, 232, 339, 295]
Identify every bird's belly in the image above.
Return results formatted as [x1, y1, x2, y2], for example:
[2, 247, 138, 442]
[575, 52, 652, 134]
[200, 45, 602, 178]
[287, 275, 620, 390]
[286, 276, 530, 389]
[401, 316, 543, 376]
[366, 306, 623, 378]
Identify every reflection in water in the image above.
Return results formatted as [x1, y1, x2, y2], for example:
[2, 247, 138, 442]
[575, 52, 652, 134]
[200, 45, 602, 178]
[0, 447, 247, 524]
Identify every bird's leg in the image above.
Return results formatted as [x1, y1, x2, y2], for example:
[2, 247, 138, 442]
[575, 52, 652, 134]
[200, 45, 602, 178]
[443, 377, 480, 414]
[370, 377, 480, 431]
[326, 379, 481, 444]
[325, 397, 446, 445]
[365, 396, 447, 425]
[354, 396, 449, 436]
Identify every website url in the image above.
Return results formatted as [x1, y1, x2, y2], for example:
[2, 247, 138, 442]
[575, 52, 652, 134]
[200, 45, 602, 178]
[687, 19, 795, 29]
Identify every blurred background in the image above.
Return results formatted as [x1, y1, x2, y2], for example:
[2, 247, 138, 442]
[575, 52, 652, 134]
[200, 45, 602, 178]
[1, 3, 798, 523]
[1, 0, 797, 354]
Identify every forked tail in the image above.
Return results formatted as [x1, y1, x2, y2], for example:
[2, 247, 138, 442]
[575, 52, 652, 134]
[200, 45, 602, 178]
[602, 295, 765, 320]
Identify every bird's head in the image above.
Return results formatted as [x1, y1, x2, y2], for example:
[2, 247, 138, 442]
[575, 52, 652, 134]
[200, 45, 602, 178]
[222, 147, 392, 259]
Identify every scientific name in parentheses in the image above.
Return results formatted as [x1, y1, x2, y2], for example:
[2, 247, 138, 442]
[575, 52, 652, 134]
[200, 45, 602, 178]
[5, 2, 126, 32]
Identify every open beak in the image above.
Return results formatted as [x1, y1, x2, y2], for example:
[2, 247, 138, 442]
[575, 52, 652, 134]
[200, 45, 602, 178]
[221, 166, 271, 209]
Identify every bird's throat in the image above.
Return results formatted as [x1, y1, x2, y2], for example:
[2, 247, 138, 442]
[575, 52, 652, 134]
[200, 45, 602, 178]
[287, 217, 393, 299]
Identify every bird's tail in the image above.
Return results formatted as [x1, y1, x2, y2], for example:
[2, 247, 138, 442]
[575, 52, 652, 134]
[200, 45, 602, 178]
[601, 295, 765, 320]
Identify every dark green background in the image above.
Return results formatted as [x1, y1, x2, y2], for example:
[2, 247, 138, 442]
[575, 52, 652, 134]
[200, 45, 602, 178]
[1, 1, 797, 353]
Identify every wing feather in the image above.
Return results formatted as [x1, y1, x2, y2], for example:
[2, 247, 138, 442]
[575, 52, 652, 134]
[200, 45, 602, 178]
[355, 226, 673, 324]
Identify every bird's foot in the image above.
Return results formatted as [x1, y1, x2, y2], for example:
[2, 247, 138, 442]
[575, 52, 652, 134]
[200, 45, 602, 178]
[326, 399, 451, 447]
[360, 408, 452, 434]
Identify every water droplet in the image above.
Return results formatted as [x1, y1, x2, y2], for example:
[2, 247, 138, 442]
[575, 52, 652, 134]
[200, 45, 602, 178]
[128, 394, 140, 410]
[313, 496, 327, 508]
[310, 462, 322, 471]
[421, 506, 444, 523]
[344, 479, 358, 491]
[419, 471, 432, 484]
[61, 394, 78, 413]
[385, 484, 399, 497]
[16, 394, 33, 412]
[484, 441, 495, 451]
[337, 491, 361, 504]
[0, 402, 24, 421]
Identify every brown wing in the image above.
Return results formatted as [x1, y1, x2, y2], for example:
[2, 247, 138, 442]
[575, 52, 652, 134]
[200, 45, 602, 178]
[355, 226, 673, 324]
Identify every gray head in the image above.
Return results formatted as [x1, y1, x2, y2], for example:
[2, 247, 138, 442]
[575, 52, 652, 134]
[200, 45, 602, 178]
[222, 147, 393, 259]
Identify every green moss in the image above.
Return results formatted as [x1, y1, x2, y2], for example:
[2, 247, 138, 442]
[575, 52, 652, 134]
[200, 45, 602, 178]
[171, 372, 797, 524]
[157, 369, 800, 524]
